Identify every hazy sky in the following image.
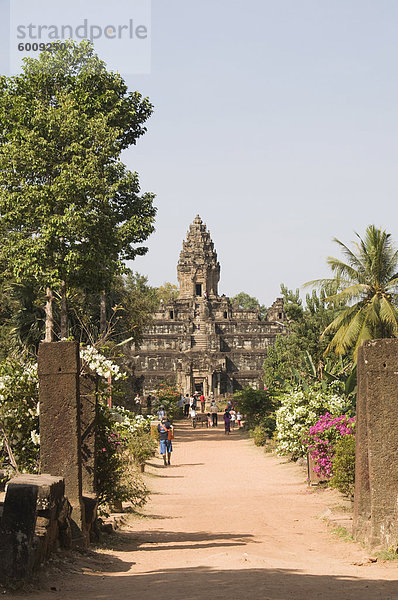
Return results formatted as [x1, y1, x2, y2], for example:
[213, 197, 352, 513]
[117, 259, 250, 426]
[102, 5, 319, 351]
[2, 1, 398, 306]
[126, 0, 398, 305]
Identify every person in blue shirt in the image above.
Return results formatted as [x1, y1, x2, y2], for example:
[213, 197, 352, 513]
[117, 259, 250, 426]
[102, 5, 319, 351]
[157, 417, 173, 466]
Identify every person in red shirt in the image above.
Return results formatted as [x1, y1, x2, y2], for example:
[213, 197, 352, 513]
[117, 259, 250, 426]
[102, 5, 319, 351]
[200, 394, 206, 413]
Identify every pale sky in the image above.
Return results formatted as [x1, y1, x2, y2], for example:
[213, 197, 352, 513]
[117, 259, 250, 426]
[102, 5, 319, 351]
[2, 1, 398, 306]
[127, 0, 398, 305]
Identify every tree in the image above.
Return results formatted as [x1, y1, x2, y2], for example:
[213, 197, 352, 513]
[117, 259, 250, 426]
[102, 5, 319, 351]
[5, 282, 45, 356]
[0, 40, 156, 341]
[65, 271, 159, 348]
[115, 272, 159, 347]
[233, 387, 278, 431]
[231, 292, 267, 320]
[262, 284, 346, 388]
[308, 225, 398, 360]
[157, 282, 179, 305]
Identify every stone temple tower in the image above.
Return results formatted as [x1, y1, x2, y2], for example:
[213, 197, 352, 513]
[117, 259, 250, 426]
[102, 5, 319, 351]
[177, 215, 220, 299]
[129, 216, 287, 397]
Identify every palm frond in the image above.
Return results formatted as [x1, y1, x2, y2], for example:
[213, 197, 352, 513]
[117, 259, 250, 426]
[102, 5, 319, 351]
[322, 303, 362, 337]
[325, 283, 370, 305]
[332, 238, 363, 271]
[378, 296, 398, 336]
[309, 225, 398, 360]
[385, 276, 398, 294]
[326, 256, 366, 284]
[352, 305, 375, 360]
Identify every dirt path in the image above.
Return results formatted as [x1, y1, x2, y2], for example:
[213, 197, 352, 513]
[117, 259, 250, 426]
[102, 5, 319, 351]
[14, 420, 398, 600]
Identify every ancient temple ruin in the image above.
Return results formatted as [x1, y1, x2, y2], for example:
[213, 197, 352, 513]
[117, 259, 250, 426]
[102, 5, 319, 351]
[130, 216, 287, 396]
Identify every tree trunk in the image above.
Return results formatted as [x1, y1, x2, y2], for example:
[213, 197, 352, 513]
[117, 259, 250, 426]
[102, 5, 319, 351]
[45, 287, 54, 342]
[60, 280, 68, 339]
[100, 290, 107, 335]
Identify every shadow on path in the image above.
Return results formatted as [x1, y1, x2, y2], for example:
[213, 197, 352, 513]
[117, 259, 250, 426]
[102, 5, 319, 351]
[172, 419, 249, 443]
[50, 564, 398, 600]
[99, 529, 256, 554]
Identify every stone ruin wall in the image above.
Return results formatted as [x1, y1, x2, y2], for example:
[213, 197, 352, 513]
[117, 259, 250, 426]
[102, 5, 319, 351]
[353, 338, 398, 549]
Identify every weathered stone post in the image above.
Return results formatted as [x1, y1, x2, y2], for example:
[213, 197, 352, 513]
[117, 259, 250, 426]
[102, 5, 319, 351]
[38, 341, 86, 546]
[353, 338, 398, 549]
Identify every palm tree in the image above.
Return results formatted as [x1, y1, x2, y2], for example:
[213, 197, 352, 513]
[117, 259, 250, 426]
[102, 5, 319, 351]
[307, 225, 398, 360]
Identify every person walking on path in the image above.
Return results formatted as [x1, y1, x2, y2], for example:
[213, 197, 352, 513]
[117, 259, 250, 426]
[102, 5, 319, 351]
[223, 409, 231, 435]
[157, 405, 166, 420]
[157, 417, 173, 466]
[134, 394, 142, 415]
[230, 409, 236, 429]
[236, 410, 242, 428]
[189, 405, 197, 427]
[184, 394, 190, 417]
[178, 394, 184, 416]
[210, 400, 218, 427]
[200, 393, 206, 413]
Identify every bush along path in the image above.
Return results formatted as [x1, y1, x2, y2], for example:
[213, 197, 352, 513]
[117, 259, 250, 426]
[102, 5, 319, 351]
[11, 420, 398, 600]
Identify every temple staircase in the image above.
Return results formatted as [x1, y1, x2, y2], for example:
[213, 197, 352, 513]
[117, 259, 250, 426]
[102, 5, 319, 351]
[191, 317, 207, 350]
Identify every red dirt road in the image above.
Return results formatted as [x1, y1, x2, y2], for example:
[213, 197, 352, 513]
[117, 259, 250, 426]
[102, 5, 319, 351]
[14, 421, 398, 600]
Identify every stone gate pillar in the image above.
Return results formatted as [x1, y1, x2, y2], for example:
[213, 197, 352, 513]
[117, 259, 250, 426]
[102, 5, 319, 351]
[38, 341, 86, 546]
[353, 338, 398, 549]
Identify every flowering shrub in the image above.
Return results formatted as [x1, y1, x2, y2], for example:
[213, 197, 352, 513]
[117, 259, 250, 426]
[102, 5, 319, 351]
[109, 407, 156, 466]
[0, 347, 125, 478]
[303, 413, 355, 480]
[0, 360, 39, 476]
[96, 405, 150, 512]
[110, 406, 152, 434]
[80, 346, 126, 380]
[275, 385, 350, 458]
[153, 383, 182, 422]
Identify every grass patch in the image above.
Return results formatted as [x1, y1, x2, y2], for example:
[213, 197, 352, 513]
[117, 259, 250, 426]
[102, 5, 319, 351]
[375, 547, 398, 561]
[331, 525, 354, 542]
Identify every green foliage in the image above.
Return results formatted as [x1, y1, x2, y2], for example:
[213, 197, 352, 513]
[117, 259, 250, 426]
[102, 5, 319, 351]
[263, 284, 356, 398]
[127, 431, 157, 466]
[153, 383, 182, 422]
[231, 292, 267, 320]
[375, 548, 398, 561]
[96, 405, 149, 511]
[3, 282, 46, 355]
[275, 385, 350, 459]
[157, 282, 179, 305]
[117, 273, 159, 347]
[234, 387, 278, 433]
[331, 526, 354, 542]
[280, 285, 303, 322]
[39, 270, 159, 353]
[308, 225, 398, 360]
[329, 434, 356, 497]
[250, 425, 269, 446]
[0, 40, 156, 338]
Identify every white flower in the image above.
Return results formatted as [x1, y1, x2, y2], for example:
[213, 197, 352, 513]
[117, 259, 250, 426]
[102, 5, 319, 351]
[30, 430, 40, 445]
[80, 346, 126, 381]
